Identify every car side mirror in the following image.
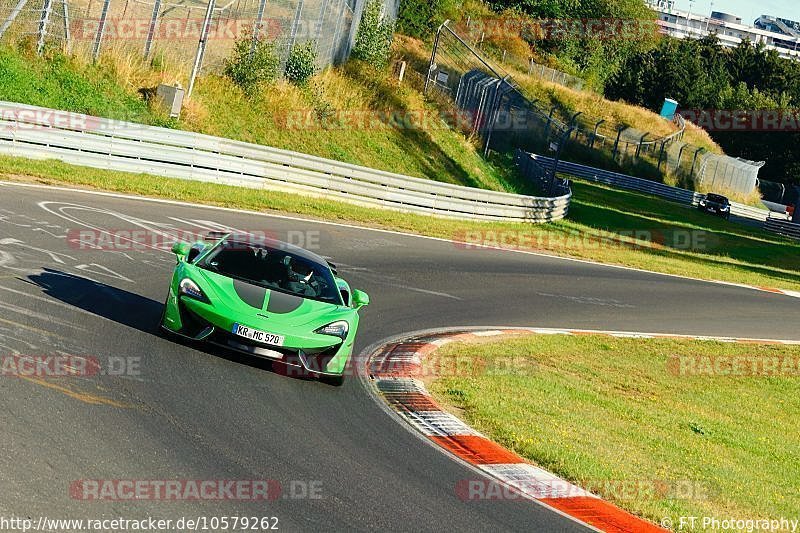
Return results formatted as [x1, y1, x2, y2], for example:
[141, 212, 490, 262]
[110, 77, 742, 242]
[172, 242, 191, 262]
[352, 289, 369, 309]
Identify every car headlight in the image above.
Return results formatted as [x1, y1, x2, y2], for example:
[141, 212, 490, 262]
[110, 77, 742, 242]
[315, 321, 349, 340]
[700, 200, 707, 206]
[179, 278, 210, 303]
[722, 205, 730, 211]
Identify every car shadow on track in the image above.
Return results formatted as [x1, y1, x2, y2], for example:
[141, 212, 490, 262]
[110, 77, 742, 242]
[24, 268, 341, 386]
[26, 268, 163, 332]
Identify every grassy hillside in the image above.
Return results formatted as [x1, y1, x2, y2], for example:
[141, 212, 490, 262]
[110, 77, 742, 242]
[0, 43, 160, 124]
[0, 42, 525, 194]
[395, 32, 721, 156]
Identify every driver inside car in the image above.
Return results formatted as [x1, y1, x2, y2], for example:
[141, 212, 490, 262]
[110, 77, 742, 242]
[282, 255, 319, 298]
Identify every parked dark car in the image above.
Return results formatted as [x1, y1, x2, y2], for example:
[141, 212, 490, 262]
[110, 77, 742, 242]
[699, 194, 731, 220]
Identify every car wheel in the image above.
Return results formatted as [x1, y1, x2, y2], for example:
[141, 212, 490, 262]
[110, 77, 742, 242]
[320, 374, 345, 387]
[157, 294, 178, 339]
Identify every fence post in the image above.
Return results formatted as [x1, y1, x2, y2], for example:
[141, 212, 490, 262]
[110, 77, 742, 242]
[37, 0, 53, 55]
[91, 0, 111, 61]
[635, 133, 648, 158]
[549, 127, 574, 196]
[289, 0, 305, 53]
[590, 119, 605, 148]
[61, 0, 70, 51]
[143, 0, 162, 58]
[612, 126, 624, 160]
[657, 140, 667, 170]
[690, 147, 705, 180]
[249, 0, 268, 59]
[330, 0, 347, 64]
[675, 143, 687, 175]
[425, 21, 447, 95]
[569, 112, 582, 140]
[314, 0, 330, 56]
[187, 0, 216, 99]
[0, 0, 30, 40]
[344, 0, 365, 58]
[543, 105, 557, 141]
[528, 58, 534, 75]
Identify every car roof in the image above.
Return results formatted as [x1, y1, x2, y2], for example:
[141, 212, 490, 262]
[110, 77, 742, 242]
[218, 233, 331, 267]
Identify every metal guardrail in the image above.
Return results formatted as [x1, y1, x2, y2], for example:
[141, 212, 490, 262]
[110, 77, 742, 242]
[765, 217, 800, 240]
[524, 153, 769, 223]
[0, 102, 571, 223]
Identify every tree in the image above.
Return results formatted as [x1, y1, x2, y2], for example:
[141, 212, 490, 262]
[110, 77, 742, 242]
[352, 0, 395, 67]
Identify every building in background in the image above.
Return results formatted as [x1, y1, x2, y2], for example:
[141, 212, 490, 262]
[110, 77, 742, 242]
[645, 0, 800, 60]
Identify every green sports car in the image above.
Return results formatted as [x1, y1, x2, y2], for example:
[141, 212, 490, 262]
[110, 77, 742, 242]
[160, 232, 369, 383]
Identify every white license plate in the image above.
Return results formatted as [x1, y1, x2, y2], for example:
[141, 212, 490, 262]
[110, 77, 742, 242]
[232, 324, 285, 347]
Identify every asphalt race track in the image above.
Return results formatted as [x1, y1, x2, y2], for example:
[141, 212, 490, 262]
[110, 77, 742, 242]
[1, 182, 798, 532]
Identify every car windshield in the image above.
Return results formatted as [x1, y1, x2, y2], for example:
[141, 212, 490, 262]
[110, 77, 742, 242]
[707, 194, 728, 204]
[198, 241, 342, 305]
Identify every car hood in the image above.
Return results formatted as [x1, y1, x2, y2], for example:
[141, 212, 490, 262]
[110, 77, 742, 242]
[191, 267, 350, 327]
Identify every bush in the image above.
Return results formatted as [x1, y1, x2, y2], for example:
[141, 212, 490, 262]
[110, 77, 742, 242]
[223, 32, 279, 94]
[397, 0, 458, 38]
[351, 0, 395, 67]
[285, 41, 318, 85]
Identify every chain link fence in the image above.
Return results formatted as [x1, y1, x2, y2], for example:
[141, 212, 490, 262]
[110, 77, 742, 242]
[423, 24, 571, 195]
[425, 21, 763, 196]
[0, 0, 397, 94]
[696, 153, 764, 195]
[524, 61, 584, 91]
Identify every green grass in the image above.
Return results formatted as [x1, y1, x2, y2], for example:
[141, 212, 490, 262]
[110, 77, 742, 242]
[428, 334, 800, 527]
[3, 155, 800, 293]
[0, 42, 163, 124]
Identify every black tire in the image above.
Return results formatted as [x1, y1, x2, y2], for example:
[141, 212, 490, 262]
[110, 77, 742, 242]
[320, 374, 345, 387]
[157, 295, 179, 339]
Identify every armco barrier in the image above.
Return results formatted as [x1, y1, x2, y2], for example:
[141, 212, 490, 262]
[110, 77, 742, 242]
[0, 102, 570, 223]
[523, 153, 769, 223]
[765, 218, 800, 240]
